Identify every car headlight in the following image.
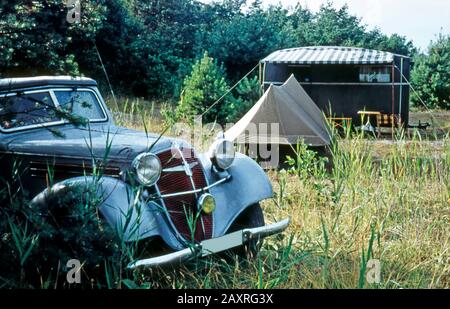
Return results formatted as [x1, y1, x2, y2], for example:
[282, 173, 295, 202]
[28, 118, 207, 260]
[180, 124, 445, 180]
[132, 153, 162, 186]
[210, 138, 235, 171]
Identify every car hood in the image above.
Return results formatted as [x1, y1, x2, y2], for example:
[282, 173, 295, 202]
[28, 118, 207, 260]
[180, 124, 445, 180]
[0, 124, 176, 162]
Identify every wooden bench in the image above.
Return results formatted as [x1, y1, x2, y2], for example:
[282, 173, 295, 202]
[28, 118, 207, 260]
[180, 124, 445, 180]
[328, 117, 352, 130]
[357, 111, 398, 137]
[378, 113, 397, 127]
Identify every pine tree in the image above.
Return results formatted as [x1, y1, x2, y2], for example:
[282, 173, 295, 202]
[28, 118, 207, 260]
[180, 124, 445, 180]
[178, 52, 232, 124]
[411, 34, 450, 109]
[223, 76, 261, 123]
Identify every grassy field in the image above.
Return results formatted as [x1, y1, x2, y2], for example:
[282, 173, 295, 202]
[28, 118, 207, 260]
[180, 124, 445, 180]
[1, 99, 448, 289]
[109, 101, 449, 289]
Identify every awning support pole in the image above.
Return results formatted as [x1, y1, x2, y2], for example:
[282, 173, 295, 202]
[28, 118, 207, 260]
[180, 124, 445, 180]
[259, 62, 262, 84]
[398, 57, 404, 124]
[391, 63, 395, 128]
[259, 62, 263, 95]
[263, 62, 266, 84]
[262, 62, 267, 95]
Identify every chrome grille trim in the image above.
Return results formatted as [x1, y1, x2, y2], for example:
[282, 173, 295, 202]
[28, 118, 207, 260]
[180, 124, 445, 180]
[173, 144, 197, 196]
[162, 162, 198, 173]
[158, 175, 230, 198]
[172, 144, 206, 237]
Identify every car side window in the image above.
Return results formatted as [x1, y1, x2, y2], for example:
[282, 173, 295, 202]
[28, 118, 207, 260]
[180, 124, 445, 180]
[0, 92, 59, 130]
[54, 91, 105, 120]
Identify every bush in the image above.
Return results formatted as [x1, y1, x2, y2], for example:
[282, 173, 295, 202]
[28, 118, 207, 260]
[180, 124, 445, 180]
[0, 180, 124, 288]
[285, 139, 328, 179]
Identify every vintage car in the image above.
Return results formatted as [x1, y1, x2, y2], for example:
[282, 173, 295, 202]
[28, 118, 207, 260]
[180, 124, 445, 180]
[0, 76, 289, 268]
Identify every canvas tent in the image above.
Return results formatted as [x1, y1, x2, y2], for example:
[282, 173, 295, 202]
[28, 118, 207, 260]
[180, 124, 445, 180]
[225, 75, 330, 146]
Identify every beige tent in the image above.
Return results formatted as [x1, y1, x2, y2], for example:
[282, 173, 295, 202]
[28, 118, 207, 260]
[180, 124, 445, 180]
[225, 75, 331, 146]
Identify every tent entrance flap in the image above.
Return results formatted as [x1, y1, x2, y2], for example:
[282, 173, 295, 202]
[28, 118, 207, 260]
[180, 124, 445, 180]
[225, 75, 331, 147]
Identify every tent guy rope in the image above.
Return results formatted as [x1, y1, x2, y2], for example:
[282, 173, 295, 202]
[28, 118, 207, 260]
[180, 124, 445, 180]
[94, 42, 120, 111]
[394, 65, 445, 132]
[197, 63, 260, 120]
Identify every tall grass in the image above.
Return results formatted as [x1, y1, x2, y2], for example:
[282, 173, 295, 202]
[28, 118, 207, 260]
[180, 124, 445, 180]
[126, 104, 449, 289]
[259, 128, 449, 289]
[0, 97, 448, 288]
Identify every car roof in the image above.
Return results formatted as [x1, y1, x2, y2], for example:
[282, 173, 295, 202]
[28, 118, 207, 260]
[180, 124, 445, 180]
[0, 76, 97, 92]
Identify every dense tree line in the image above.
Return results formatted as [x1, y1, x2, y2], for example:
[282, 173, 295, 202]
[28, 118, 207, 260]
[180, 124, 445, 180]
[0, 0, 447, 109]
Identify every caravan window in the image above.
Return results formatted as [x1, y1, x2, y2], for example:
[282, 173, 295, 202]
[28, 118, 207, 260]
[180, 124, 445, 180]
[359, 66, 391, 83]
[288, 65, 312, 82]
[288, 65, 360, 83]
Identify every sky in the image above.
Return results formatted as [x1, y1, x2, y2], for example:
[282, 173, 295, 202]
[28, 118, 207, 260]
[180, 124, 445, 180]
[201, 0, 450, 51]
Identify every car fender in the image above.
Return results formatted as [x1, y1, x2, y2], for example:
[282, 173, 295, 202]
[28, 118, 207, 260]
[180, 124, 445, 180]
[198, 152, 274, 237]
[30, 176, 185, 249]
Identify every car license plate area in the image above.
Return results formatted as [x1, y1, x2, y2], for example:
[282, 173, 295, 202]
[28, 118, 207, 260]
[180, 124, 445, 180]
[200, 230, 243, 257]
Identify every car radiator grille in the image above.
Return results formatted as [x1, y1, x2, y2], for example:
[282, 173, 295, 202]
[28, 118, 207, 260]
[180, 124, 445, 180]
[156, 147, 213, 243]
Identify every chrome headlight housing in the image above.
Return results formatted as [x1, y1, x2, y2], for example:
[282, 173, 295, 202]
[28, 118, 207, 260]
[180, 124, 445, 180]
[198, 193, 216, 214]
[132, 153, 162, 186]
[210, 138, 235, 171]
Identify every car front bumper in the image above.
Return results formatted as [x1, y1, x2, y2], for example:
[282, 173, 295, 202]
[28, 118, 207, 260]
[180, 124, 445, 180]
[127, 218, 290, 269]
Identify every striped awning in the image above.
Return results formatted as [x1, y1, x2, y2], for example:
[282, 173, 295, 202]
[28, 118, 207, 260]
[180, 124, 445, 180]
[262, 46, 398, 65]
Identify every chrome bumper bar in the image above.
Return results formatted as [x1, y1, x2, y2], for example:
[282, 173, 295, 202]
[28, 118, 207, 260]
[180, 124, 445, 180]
[127, 218, 290, 269]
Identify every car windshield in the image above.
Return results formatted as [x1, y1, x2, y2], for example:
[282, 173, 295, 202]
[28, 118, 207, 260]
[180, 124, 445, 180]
[0, 90, 106, 131]
[0, 92, 59, 130]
